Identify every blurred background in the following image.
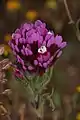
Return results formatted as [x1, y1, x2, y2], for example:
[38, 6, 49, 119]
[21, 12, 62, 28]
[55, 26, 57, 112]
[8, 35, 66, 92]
[0, 0, 80, 120]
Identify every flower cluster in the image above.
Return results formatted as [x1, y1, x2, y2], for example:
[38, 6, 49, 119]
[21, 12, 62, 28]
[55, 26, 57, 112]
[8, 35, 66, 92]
[9, 20, 67, 75]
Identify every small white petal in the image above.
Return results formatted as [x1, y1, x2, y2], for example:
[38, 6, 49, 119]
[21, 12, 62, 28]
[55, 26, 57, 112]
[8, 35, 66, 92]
[48, 31, 53, 34]
[38, 46, 47, 54]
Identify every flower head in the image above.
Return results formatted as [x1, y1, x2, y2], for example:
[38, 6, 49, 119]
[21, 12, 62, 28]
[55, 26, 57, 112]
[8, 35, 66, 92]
[9, 20, 67, 75]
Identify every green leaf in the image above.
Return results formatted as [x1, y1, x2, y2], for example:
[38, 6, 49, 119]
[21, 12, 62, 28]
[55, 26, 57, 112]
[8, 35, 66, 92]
[14, 67, 54, 105]
[53, 90, 61, 107]
[33, 67, 53, 94]
[47, 96, 55, 111]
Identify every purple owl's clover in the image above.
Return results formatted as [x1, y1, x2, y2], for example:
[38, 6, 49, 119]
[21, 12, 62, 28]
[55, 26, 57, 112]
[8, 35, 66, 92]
[9, 20, 67, 77]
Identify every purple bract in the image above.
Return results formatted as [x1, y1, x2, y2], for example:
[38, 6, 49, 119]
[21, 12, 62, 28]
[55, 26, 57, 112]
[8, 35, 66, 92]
[9, 20, 67, 75]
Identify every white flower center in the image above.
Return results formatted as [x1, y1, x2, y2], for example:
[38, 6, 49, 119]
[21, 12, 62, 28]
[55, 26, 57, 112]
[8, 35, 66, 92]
[38, 46, 47, 54]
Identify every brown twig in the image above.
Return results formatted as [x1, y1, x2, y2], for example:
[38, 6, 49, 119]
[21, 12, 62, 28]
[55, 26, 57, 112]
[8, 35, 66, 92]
[63, 0, 74, 24]
[19, 104, 25, 120]
[76, 18, 80, 41]
[63, 0, 80, 42]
